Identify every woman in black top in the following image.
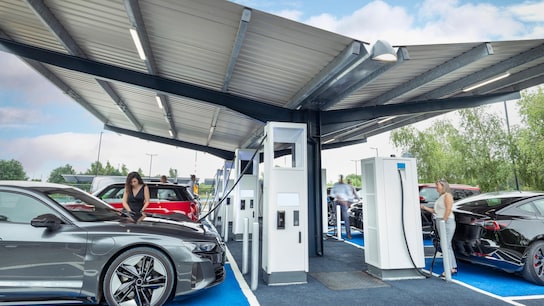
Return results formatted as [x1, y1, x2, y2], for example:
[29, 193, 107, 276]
[122, 172, 150, 216]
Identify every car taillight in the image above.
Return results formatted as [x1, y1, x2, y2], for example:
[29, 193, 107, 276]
[483, 221, 500, 231]
[419, 196, 426, 202]
[471, 219, 501, 231]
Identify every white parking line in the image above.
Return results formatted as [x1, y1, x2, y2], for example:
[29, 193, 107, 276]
[421, 268, 525, 306]
[226, 248, 260, 306]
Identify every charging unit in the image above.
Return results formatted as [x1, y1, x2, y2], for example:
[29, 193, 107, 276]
[232, 149, 260, 240]
[262, 122, 308, 285]
[213, 161, 234, 235]
[361, 157, 424, 280]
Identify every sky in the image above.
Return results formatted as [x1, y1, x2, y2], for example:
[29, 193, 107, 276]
[1, 0, 543, 183]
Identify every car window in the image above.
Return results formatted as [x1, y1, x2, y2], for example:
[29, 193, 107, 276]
[0, 191, 58, 223]
[419, 187, 439, 202]
[100, 186, 125, 200]
[456, 196, 526, 215]
[532, 199, 544, 216]
[43, 189, 121, 222]
[517, 202, 537, 214]
[158, 188, 179, 200]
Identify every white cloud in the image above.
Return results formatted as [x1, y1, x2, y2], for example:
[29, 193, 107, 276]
[0, 107, 45, 128]
[509, 1, 544, 23]
[0, 53, 69, 106]
[1, 132, 225, 181]
[294, 0, 537, 45]
[275, 9, 304, 21]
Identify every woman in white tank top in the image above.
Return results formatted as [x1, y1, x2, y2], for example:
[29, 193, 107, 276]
[420, 179, 457, 276]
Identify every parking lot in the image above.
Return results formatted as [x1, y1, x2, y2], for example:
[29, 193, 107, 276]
[173, 228, 544, 306]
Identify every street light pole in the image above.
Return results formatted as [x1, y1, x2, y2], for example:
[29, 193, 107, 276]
[350, 159, 359, 177]
[504, 101, 520, 191]
[146, 153, 158, 178]
[95, 131, 103, 176]
[370, 147, 379, 157]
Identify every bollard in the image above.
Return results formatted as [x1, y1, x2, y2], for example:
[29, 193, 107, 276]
[223, 206, 229, 242]
[336, 203, 342, 240]
[242, 217, 249, 274]
[438, 219, 451, 281]
[251, 221, 259, 290]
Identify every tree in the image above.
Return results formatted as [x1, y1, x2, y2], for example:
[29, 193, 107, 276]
[345, 174, 361, 188]
[391, 106, 512, 192]
[514, 87, 544, 190]
[84, 161, 128, 176]
[168, 168, 177, 178]
[48, 164, 76, 183]
[0, 159, 27, 180]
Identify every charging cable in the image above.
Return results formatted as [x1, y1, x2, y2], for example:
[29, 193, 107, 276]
[399, 169, 431, 278]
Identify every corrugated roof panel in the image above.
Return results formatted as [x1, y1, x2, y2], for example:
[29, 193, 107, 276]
[2, 1, 543, 157]
[47, 0, 147, 72]
[228, 9, 353, 107]
[0, 0, 65, 52]
[43, 65, 134, 130]
[140, 0, 243, 90]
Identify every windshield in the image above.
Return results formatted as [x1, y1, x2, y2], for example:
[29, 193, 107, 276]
[43, 187, 122, 222]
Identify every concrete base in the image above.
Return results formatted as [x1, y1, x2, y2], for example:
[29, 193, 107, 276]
[366, 264, 425, 281]
[263, 270, 307, 285]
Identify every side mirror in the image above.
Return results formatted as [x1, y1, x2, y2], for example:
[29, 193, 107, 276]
[31, 214, 63, 231]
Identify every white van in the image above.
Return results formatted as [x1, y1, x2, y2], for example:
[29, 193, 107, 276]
[89, 176, 126, 194]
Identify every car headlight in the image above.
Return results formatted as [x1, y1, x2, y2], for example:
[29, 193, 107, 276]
[184, 241, 217, 252]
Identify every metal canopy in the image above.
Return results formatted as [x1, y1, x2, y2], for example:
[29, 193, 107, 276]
[1, 0, 543, 159]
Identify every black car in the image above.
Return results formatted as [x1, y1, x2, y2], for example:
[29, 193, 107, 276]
[0, 181, 225, 305]
[451, 191, 544, 285]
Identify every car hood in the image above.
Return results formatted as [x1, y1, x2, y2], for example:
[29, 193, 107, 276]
[79, 214, 220, 241]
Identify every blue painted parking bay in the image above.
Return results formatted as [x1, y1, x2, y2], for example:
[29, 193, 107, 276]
[329, 228, 544, 303]
[169, 229, 543, 305]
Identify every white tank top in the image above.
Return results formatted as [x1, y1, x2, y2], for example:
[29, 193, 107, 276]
[434, 193, 454, 219]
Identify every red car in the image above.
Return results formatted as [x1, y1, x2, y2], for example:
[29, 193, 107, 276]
[93, 182, 199, 221]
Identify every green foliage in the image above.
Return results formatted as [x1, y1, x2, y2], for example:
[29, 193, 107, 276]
[391, 106, 513, 192]
[345, 173, 361, 188]
[168, 168, 177, 178]
[0, 159, 27, 180]
[514, 87, 544, 190]
[84, 161, 127, 176]
[48, 164, 76, 183]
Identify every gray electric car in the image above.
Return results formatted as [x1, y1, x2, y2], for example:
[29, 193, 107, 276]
[0, 181, 225, 305]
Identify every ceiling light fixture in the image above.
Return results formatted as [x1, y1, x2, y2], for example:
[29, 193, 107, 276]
[371, 40, 397, 62]
[155, 95, 163, 109]
[377, 116, 397, 124]
[168, 130, 173, 137]
[462, 72, 511, 92]
[129, 28, 146, 60]
[323, 138, 336, 144]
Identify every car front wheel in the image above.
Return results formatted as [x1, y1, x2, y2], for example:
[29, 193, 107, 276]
[522, 241, 544, 285]
[103, 247, 175, 306]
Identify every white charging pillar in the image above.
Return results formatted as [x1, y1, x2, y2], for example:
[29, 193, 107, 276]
[215, 161, 234, 240]
[262, 122, 308, 285]
[361, 157, 424, 280]
[232, 149, 259, 241]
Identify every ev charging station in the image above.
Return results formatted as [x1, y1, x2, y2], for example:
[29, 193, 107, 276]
[262, 122, 308, 285]
[213, 161, 234, 239]
[361, 157, 425, 280]
[232, 149, 260, 240]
